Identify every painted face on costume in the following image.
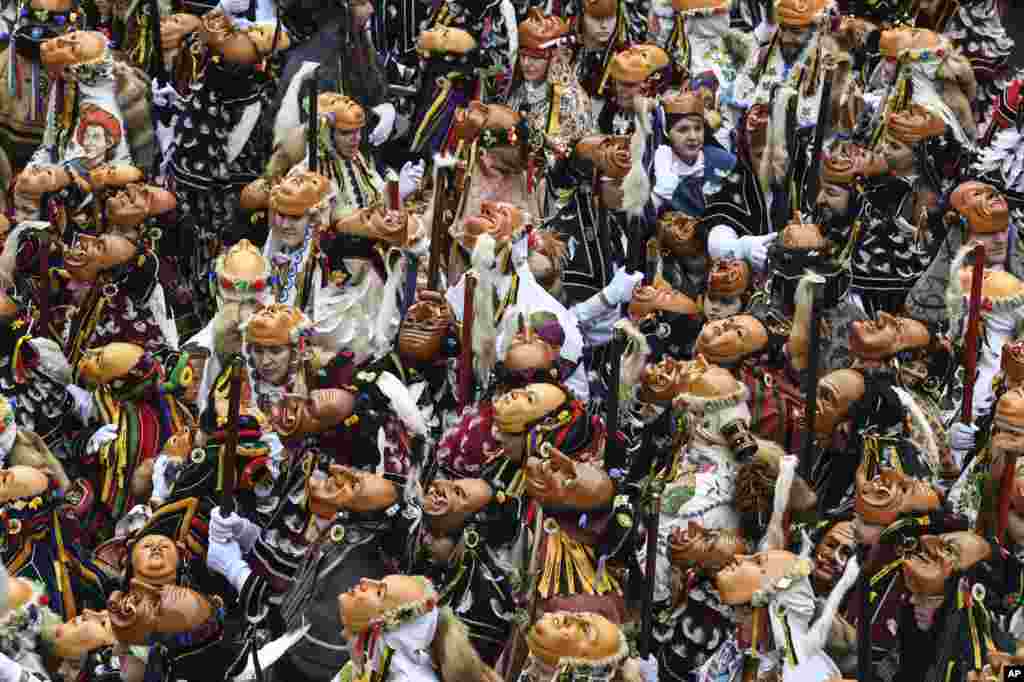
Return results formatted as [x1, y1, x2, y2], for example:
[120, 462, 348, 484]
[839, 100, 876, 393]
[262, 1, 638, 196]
[130, 535, 179, 585]
[52, 610, 115, 660]
[669, 116, 703, 164]
[527, 612, 623, 667]
[0, 466, 49, 503]
[581, 14, 616, 50]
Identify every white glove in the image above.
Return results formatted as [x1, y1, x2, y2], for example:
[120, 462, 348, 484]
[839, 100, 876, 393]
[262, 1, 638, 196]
[738, 233, 777, 271]
[637, 655, 658, 682]
[370, 103, 398, 146]
[512, 233, 530, 270]
[837, 554, 861, 593]
[398, 160, 424, 200]
[950, 422, 978, 452]
[603, 267, 644, 306]
[262, 431, 286, 482]
[151, 455, 174, 501]
[86, 424, 119, 454]
[219, 0, 251, 15]
[206, 533, 252, 592]
[152, 81, 177, 109]
[773, 455, 798, 518]
[0, 652, 25, 682]
[209, 506, 260, 552]
[67, 384, 95, 423]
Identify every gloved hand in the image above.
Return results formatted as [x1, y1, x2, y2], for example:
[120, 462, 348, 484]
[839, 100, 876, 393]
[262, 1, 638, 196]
[398, 160, 424, 200]
[206, 532, 252, 592]
[773, 455, 797, 518]
[950, 422, 978, 452]
[66, 384, 95, 423]
[512, 232, 530, 270]
[370, 103, 398, 146]
[603, 267, 644, 306]
[0, 652, 26, 682]
[220, 0, 251, 15]
[86, 424, 119, 454]
[209, 506, 261, 552]
[151, 80, 177, 109]
[737, 232, 777, 271]
[637, 655, 658, 682]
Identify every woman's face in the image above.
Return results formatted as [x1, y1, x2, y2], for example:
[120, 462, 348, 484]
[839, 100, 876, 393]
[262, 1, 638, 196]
[333, 128, 363, 160]
[250, 344, 293, 385]
[582, 14, 616, 50]
[520, 54, 549, 83]
[669, 116, 703, 164]
[351, 0, 374, 31]
[273, 213, 308, 250]
[82, 125, 110, 161]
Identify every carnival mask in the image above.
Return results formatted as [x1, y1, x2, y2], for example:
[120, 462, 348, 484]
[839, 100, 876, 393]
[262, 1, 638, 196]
[493, 384, 567, 434]
[628, 282, 698, 319]
[40, 31, 107, 70]
[398, 300, 451, 364]
[576, 135, 631, 180]
[416, 26, 477, 56]
[0, 466, 50, 503]
[308, 465, 398, 519]
[902, 532, 992, 596]
[51, 610, 115, 660]
[813, 369, 866, 438]
[107, 184, 177, 228]
[639, 356, 691, 404]
[879, 26, 942, 58]
[1003, 341, 1024, 390]
[335, 206, 411, 246]
[527, 611, 625, 667]
[89, 164, 143, 189]
[695, 315, 768, 365]
[338, 575, 435, 636]
[855, 466, 941, 529]
[951, 181, 1010, 235]
[812, 521, 855, 590]
[780, 220, 828, 251]
[129, 534, 180, 586]
[524, 450, 614, 511]
[64, 233, 138, 283]
[609, 44, 669, 84]
[108, 580, 216, 645]
[421, 478, 493, 518]
[270, 172, 330, 218]
[669, 521, 750, 573]
[16, 164, 72, 197]
[850, 312, 930, 361]
[461, 201, 524, 251]
[715, 549, 801, 606]
[658, 212, 704, 259]
[270, 389, 354, 439]
[505, 330, 560, 374]
[77, 343, 147, 386]
[160, 14, 202, 51]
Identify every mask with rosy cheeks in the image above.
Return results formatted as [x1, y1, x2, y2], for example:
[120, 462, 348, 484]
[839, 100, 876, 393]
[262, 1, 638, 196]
[812, 521, 855, 590]
[129, 535, 180, 585]
[492, 383, 567, 435]
[951, 181, 1010, 235]
[902, 532, 992, 596]
[715, 550, 802, 605]
[307, 465, 397, 518]
[77, 342, 147, 387]
[849, 312, 930, 361]
[398, 301, 451, 363]
[421, 479, 493, 517]
[526, 612, 625, 667]
[338, 575, 436, 636]
[64, 233, 139, 283]
[854, 466, 941, 528]
[269, 389, 354, 439]
[695, 315, 768, 365]
[669, 521, 750, 573]
[813, 369, 865, 438]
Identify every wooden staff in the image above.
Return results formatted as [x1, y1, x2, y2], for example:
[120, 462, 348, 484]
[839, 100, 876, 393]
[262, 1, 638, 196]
[503, 505, 545, 682]
[997, 450, 1018, 544]
[805, 57, 835, 217]
[458, 272, 476, 411]
[604, 327, 626, 474]
[387, 179, 400, 210]
[218, 354, 244, 516]
[856, 543, 872, 682]
[800, 282, 822, 488]
[150, 0, 168, 86]
[639, 480, 663, 658]
[426, 165, 451, 291]
[961, 244, 986, 425]
[307, 71, 319, 174]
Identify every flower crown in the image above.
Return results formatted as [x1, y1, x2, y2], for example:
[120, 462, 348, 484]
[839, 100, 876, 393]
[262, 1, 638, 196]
[0, 578, 55, 663]
[367, 577, 439, 633]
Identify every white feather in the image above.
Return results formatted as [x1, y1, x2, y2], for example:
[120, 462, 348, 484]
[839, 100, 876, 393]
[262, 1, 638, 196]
[273, 61, 320, 148]
[621, 98, 652, 217]
[805, 555, 860, 656]
[371, 251, 405, 358]
[471, 234, 499, 384]
[375, 371, 429, 437]
[946, 245, 973, 339]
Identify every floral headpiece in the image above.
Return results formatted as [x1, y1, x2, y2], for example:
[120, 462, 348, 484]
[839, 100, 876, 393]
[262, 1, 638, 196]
[366, 576, 439, 634]
[553, 624, 629, 682]
[0, 577, 56, 664]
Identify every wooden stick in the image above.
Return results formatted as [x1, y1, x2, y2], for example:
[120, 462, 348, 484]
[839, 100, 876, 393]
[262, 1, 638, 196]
[458, 272, 476, 411]
[961, 244, 986, 424]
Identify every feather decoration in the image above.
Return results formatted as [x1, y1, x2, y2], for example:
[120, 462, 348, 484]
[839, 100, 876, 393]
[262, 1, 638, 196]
[621, 96, 652, 217]
[376, 371, 429, 438]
